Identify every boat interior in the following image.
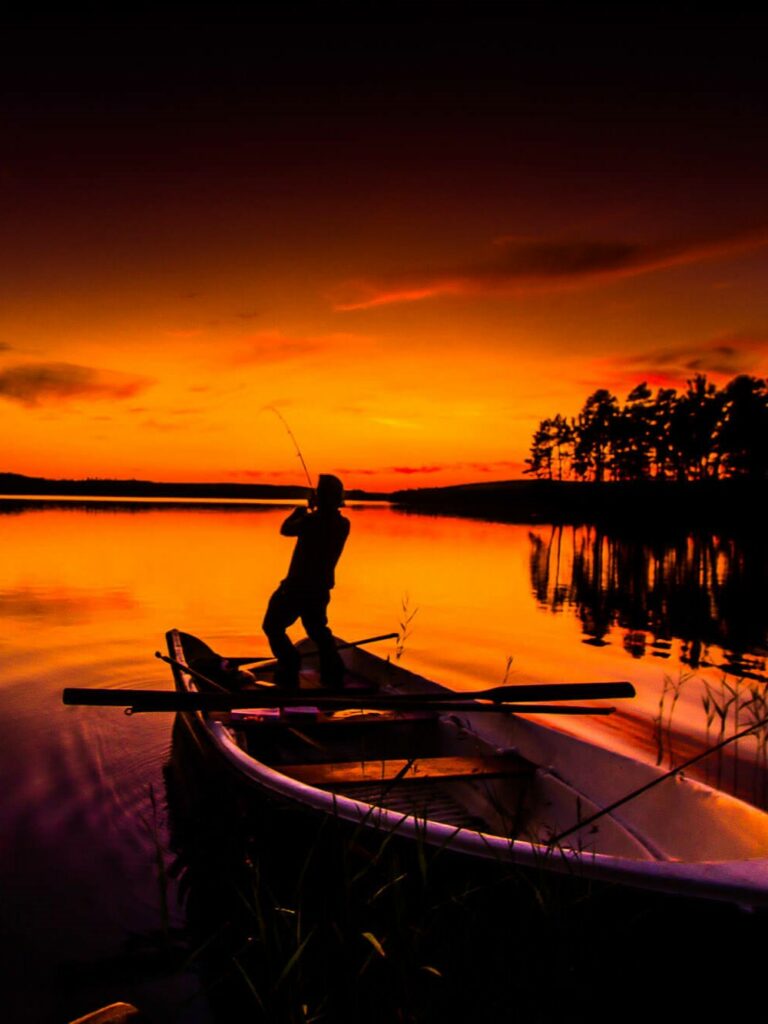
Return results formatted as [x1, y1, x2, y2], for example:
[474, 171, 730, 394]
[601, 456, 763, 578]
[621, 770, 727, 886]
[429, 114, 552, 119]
[223, 702, 656, 858]
[228, 704, 539, 835]
[176, 632, 662, 859]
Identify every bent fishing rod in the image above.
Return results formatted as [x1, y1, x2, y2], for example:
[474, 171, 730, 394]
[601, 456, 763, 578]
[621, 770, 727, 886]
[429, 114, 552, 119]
[264, 406, 314, 493]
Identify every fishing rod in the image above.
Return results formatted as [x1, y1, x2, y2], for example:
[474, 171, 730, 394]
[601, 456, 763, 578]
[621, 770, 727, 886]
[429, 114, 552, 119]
[547, 711, 768, 847]
[264, 406, 314, 493]
[210, 631, 400, 668]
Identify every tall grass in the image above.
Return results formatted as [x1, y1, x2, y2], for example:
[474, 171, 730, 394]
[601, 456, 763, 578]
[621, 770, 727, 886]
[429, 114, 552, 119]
[655, 667, 768, 807]
[653, 670, 692, 766]
[394, 593, 418, 662]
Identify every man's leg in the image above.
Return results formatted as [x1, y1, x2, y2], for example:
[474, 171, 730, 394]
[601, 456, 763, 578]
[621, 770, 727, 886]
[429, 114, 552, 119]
[262, 583, 301, 688]
[301, 593, 345, 689]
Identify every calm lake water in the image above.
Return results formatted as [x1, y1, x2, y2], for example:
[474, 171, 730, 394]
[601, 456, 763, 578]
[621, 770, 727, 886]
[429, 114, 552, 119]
[1, 499, 766, 1021]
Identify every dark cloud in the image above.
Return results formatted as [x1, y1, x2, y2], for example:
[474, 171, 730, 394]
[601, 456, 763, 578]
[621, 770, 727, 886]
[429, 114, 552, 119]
[685, 355, 743, 376]
[0, 362, 151, 406]
[333, 228, 768, 310]
[491, 238, 640, 276]
[618, 341, 750, 378]
[584, 334, 768, 397]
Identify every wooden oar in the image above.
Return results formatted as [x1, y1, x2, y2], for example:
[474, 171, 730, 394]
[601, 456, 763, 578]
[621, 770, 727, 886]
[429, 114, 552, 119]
[220, 631, 399, 667]
[159, 647, 635, 705]
[354, 681, 636, 703]
[62, 687, 616, 716]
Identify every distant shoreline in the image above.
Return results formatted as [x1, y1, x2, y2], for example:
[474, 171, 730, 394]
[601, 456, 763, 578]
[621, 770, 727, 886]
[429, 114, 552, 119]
[0, 473, 387, 502]
[391, 478, 768, 528]
[2, 473, 765, 527]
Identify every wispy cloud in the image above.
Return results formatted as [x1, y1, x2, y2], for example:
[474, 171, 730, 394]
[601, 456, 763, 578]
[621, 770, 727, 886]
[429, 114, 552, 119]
[229, 469, 299, 480]
[332, 228, 768, 310]
[370, 416, 423, 430]
[229, 459, 524, 483]
[228, 330, 368, 365]
[141, 418, 185, 432]
[333, 459, 523, 477]
[164, 328, 202, 339]
[0, 362, 151, 407]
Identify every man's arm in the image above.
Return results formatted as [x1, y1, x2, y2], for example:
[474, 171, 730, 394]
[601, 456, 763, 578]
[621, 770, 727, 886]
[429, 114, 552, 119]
[280, 506, 309, 536]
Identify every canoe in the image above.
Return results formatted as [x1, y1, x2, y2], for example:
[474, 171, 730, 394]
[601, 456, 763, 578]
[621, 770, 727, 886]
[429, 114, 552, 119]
[165, 628, 768, 907]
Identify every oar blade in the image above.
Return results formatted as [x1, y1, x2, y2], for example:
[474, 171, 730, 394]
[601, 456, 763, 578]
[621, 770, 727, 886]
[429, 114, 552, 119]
[485, 681, 635, 703]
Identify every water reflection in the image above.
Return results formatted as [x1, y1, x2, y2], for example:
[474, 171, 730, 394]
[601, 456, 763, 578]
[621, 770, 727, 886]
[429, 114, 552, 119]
[529, 525, 768, 678]
[7, 500, 768, 1019]
[0, 585, 137, 622]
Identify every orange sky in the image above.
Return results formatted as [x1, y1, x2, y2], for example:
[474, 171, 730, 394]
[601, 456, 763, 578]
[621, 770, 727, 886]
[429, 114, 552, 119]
[2, 11, 767, 491]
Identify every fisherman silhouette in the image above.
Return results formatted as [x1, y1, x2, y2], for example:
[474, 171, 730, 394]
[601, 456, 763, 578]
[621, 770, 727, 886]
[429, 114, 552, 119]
[263, 474, 350, 689]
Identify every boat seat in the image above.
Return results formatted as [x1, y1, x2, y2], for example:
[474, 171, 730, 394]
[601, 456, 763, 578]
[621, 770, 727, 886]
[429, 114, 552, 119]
[231, 708, 435, 725]
[280, 753, 531, 787]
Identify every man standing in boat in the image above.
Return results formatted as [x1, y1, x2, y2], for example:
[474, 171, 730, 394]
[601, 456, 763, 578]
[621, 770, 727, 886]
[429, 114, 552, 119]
[263, 474, 350, 690]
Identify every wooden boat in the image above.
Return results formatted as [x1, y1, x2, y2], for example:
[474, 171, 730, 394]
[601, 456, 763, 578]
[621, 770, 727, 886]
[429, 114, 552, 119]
[165, 629, 768, 907]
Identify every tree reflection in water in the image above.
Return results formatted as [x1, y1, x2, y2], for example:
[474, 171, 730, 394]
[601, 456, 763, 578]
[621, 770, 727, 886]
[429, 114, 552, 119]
[529, 525, 768, 806]
[528, 525, 767, 679]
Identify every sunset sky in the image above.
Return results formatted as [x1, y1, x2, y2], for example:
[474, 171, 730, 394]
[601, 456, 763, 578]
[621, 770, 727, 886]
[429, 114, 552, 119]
[2, 9, 767, 491]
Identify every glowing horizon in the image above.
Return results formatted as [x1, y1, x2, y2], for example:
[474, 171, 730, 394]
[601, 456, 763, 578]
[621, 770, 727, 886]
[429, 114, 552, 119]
[2, 13, 767, 491]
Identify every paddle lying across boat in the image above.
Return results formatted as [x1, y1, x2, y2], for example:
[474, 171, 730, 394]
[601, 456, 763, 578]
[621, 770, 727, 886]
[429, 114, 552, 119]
[65, 629, 768, 906]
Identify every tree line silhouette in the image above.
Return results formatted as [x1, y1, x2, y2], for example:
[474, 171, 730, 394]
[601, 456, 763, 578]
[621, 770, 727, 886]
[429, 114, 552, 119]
[525, 374, 768, 482]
